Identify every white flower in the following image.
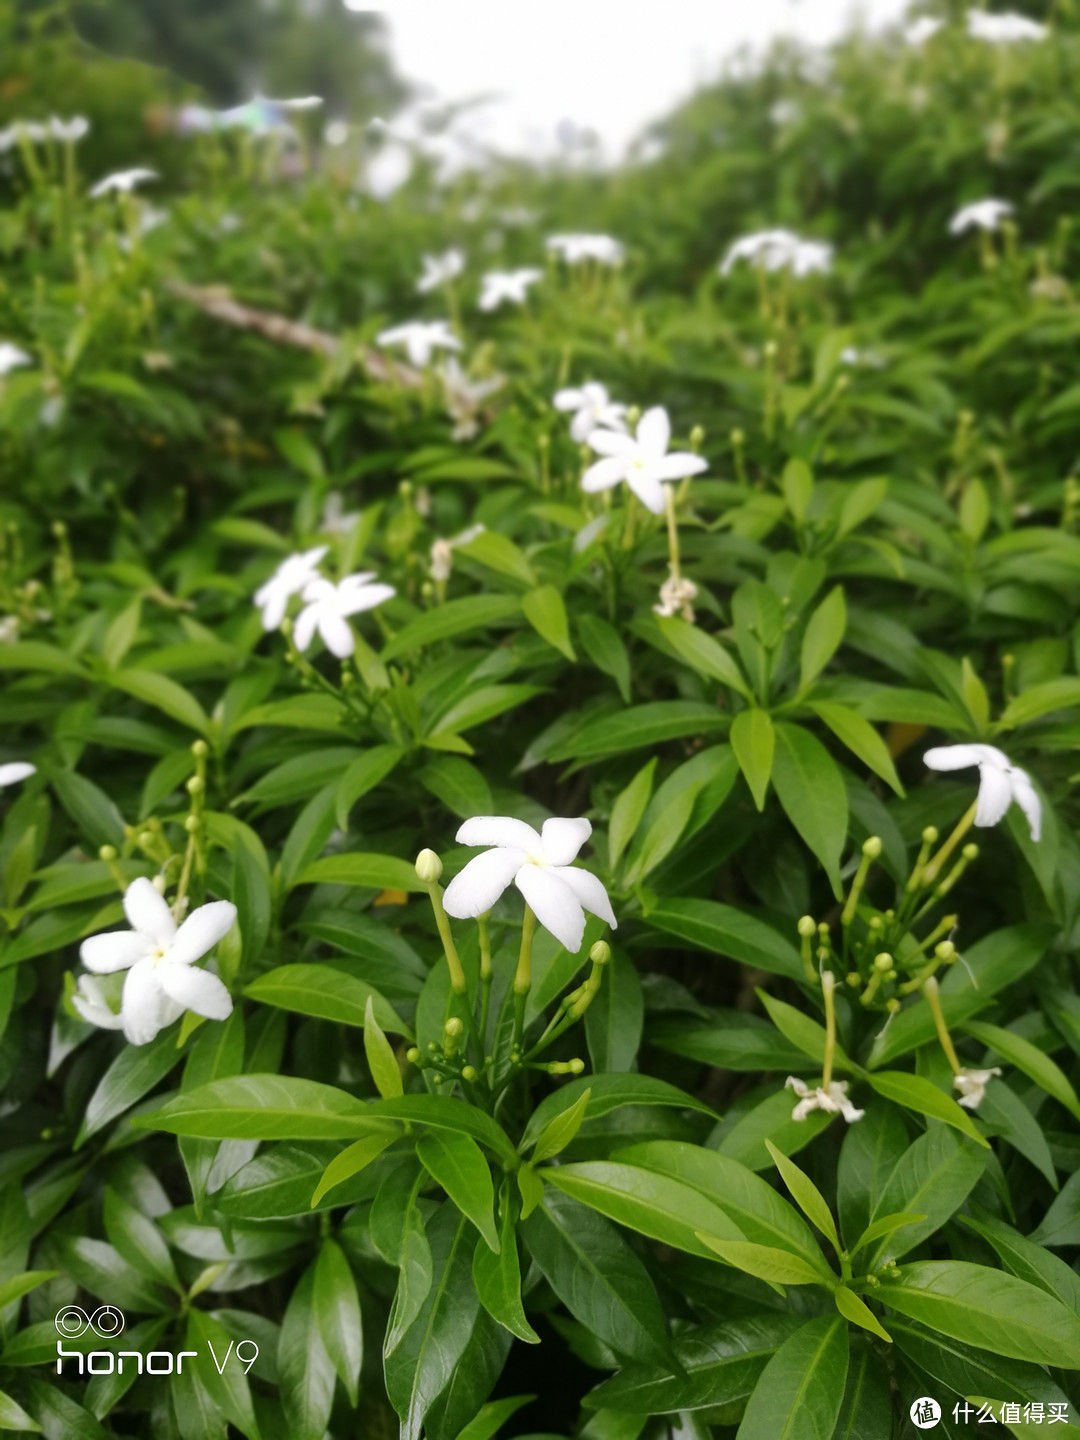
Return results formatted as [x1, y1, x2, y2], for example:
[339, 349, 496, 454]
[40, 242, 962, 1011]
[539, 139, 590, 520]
[218, 95, 322, 136]
[584, 406, 707, 515]
[89, 168, 157, 199]
[720, 229, 832, 277]
[905, 16, 944, 44]
[949, 198, 1013, 234]
[954, 1066, 1002, 1110]
[553, 382, 628, 444]
[417, 249, 465, 294]
[0, 121, 45, 151]
[0, 616, 18, 644]
[366, 142, 413, 200]
[546, 233, 625, 266]
[923, 744, 1041, 841]
[439, 357, 504, 439]
[430, 524, 485, 582]
[653, 573, 699, 623]
[79, 878, 235, 1047]
[786, 1075, 864, 1123]
[254, 546, 329, 631]
[791, 240, 833, 277]
[320, 493, 360, 535]
[294, 573, 395, 659]
[479, 268, 543, 312]
[967, 9, 1047, 42]
[0, 343, 32, 376]
[49, 115, 89, 143]
[839, 346, 886, 368]
[0, 762, 35, 788]
[376, 320, 462, 368]
[443, 816, 617, 953]
[71, 974, 124, 1032]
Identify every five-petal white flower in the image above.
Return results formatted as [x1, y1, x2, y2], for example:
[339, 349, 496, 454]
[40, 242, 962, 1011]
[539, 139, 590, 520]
[954, 1066, 1002, 1110]
[377, 320, 462, 367]
[417, 249, 465, 294]
[546, 234, 625, 266]
[89, 168, 158, 199]
[0, 343, 32, 376]
[79, 878, 235, 1046]
[0, 762, 35, 788]
[49, 115, 89, 143]
[479, 269, 543, 312]
[967, 9, 1047, 43]
[294, 573, 395, 659]
[443, 816, 616, 953]
[923, 743, 1041, 841]
[254, 546, 329, 631]
[720, 229, 833, 277]
[786, 1075, 864, 1123]
[949, 198, 1013, 234]
[584, 406, 707, 515]
[553, 382, 628, 444]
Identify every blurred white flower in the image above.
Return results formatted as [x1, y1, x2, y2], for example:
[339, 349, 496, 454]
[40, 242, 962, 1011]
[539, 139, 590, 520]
[324, 120, 349, 147]
[786, 1076, 864, 1123]
[254, 546, 328, 631]
[443, 816, 616, 953]
[954, 1066, 1002, 1110]
[0, 761, 35, 788]
[720, 229, 833, 277]
[949, 198, 1013, 234]
[295, 573, 395, 659]
[439, 357, 504, 440]
[553, 382, 628, 444]
[430, 524, 485, 582]
[79, 878, 236, 1046]
[218, 95, 322, 137]
[479, 268, 542, 312]
[377, 319, 461, 367]
[654, 573, 699, 623]
[923, 743, 1041, 840]
[904, 16, 944, 44]
[417, 249, 465, 294]
[0, 343, 32, 376]
[839, 346, 886, 368]
[967, 9, 1047, 42]
[49, 115, 89, 143]
[0, 616, 18, 644]
[89, 168, 157, 199]
[71, 974, 124, 1031]
[365, 141, 413, 200]
[0, 121, 46, 151]
[584, 406, 707, 515]
[319, 493, 360, 535]
[546, 233, 624, 266]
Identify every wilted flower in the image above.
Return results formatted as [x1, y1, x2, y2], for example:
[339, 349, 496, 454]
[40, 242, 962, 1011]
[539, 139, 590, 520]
[443, 816, 617, 953]
[430, 524, 485, 582]
[584, 406, 707, 515]
[89, 168, 157, 198]
[0, 762, 35, 788]
[479, 268, 543, 311]
[954, 1066, 1002, 1110]
[720, 229, 832, 277]
[967, 9, 1046, 42]
[417, 249, 465, 294]
[786, 1075, 864, 1123]
[79, 878, 236, 1046]
[294, 573, 395, 659]
[254, 546, 329, 631]
[49, 115, 89, 143]
[923, 744, 1041, 840]
[949, 198, 1013, 234]
[905, 16, 944, 44]
[0, 343, 32, 376]
[546, 234, 624, 266]
[71, 974, 124, 1031]
[653, 573, 699, 623]
[376, 320, 461, 367]
[553, 382, 628, 444]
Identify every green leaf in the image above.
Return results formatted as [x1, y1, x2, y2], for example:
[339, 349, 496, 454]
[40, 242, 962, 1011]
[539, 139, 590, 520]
[808, 701, 904, 795]
[963, 1019, 1080, 1123]
[757, 990, 853, 1071]
[716, 1088, 835, 1171]
[838, 478, 888, 538]
[0, 1270, 59, 1312]
[649, 1012, 811, 1073]
[529, 1087, 592, 1164]
[0, 1388, 42, 1433]
[51, 771, 125, 850]
[76, 1025, 184, 1147]
[879, 1261, 1080, 1368]
[521, 1189, 673, 1367]
[695, 1235, 829, 1287]
[451, 1394, 535, 1440]
[764, 1140, 839, 1252]
[833, 1334, 893, 1440]
[959, 1211, 1080, 1314]
[961, 656, 991, 729]
[382, 595, 522, 660]
[735, 1316, 849, 1440]
[102, 596, 142, 670]
[23, 1381, 108, 1440]
[609, 758, 656, 870]
[655, 615, 752, 698]
[294, 853, 422, 892]
[585, 949, 643, 1073]
[0, 641, 84, 676]
[108, 669, 211, 736]
[136, 1074, 397, 1140]
[771, 722, 848, 900]
[309, 1131, 400, 1209]
[365, 1095, 519, 1168]
[522, 585, 575, 660]
[578, 614, 632, 703]
[333, 743, 405, 829]
[833, 1286, 891, 1343]
[217, 1138, 389, 1217]
[1000, 677, 1080, 728]
[456, 530, 536, 586]
[547, 700, 728, 763]
[520, 1074, 717, 1147]
[277, 1261, 336, 1440]
[781, 458, 814, 523]
[102, 1186, 180, 1292]
[646, 897, 804, 980]
[243, 964, 408, 1037]
[236, 695, 353, 735]
[363, 994, 403, 1099]
[275, 426, 325, 479]
[800, 586, 846, 691]
[849, 1211, 928, 1260]
[418, 756, 492, 821]
[417, 1130, 500, 1253]
[731, 708, 775, 810]
[865, 1071, 989, 1148]
[472, 1180, 539, 1344]
[314, 1239, 363, 1407]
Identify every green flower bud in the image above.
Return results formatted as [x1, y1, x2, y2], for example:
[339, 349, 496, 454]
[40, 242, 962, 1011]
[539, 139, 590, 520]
[98, 844, 117, 861]
[191, 739, 208, 758]
[862, 835, 882, 859]
[444, 1017, 463, 1039]
[934, 940, 957, 962]
[922, 826, 939, 845]
[797, 916, 816, 937]
[184, 815, 200, 834]
[589, 940, 611, 965]
[569, 1058, 585, 1074]
[186, 775, 204, 795]
[406, 1046, 421, 1065]
[461, 1065, 478, 1082]
[874, 952, 893, 972]
[415, 848, 443, 883]
[961, 843, 979, 860]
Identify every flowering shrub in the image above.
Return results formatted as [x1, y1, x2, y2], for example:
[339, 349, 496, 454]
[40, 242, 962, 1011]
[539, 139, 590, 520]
[3, 7, 1080, 1440]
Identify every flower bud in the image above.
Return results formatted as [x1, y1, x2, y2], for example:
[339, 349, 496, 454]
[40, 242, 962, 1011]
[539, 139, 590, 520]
[846, 973, 860, 987]
[461, 1065, 478, 1082]
[444, 1017, 463, 1039]
[934, 940, 957, 962]
[626, 405, 641, 428]
[887, 998, 901, 1014]
[589, 940, 611, 965]
[186, 775, 204, 795]
[874, 952, 893, 972]
[406, 1046, 421, 1065]
[730, 427, 744, 446]
[862, 835, 882, 859]
[415, 848, 443, 883]
[569, 1058, 585, 1074]
[185, 815, 200, 834]
[152, 874, 167, 894]
[138, 830, 155, 849]
[961, 843, 979, 860]
[689, 424, 705, 448]
[98, 844, 117, 861]
[922, 826, 939, 845]
[191, 739, 208, 758]
[797, 916, 816, 937]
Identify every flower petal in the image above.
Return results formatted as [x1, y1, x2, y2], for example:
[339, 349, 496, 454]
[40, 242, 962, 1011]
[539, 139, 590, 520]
[514, 867, 585, 952]
[123, 877, 176, 947]
[540, 817, 592, 866]
[158, 962, 234, 1021]
[636, 406, 671, 458]
[166, 900, 238, 967]
[1009, 767, 1042, 842]
[923, 743, 1005, 772]
[259, 587, 289, 631]
[339, 583, 395, 617]
[293, 601, 320, 654]
[626, 466, 666, 515]
[553, 388, 583, 411]
[586, 429, 635, 458]
[72, 976, 125, 1030]
[80, 930, 154, 974]
[456, 816, 542, 851]
[656, 453, 708, 482]
[318, 610, 355, 659]
[120, 957, 170, 1046]
[549, 865, 617, 928]
[974, 763, 1012, 828]
[0, 762, 36, 787]
[443, 847, 526, 917]
[582, 456, 628, 492]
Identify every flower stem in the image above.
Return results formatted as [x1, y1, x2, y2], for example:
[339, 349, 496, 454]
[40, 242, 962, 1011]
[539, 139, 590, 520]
[922, 801, 977, 886]
[922, 975, 962, 1075]
[511, 905, 537, 1055]
[424, 879, 468, 997]
[478, 911, 493, 1053]
[821, 970, 837, 1091]
[664, 483, 681, 583]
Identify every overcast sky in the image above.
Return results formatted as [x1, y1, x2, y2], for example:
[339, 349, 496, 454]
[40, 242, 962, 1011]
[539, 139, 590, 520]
[348, 0, 913, 156]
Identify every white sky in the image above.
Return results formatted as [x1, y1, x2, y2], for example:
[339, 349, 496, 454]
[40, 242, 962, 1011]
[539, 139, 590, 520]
[347, 0, 913, 157]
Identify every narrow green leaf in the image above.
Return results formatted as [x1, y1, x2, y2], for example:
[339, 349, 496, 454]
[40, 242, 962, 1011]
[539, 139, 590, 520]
[735, 1316, 849, 1440]
[522, 585, 575, 660]
[731, 708, 775, 811]
[314, 1238, 363, 1408]
[865, 1071, 989, 1148]
[764, 1140, 839, 1252]
[417, 1130, 500, 1253]
[800, 586, 846, 690]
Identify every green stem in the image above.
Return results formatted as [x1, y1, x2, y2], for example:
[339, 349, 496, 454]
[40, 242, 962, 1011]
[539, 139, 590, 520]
[821, 971, 837, 1091]
[511, 906, 537, 1055]
[922, 975, 962, 1076]
[922, 801, 977, 886]
[664, 483, 681, 582]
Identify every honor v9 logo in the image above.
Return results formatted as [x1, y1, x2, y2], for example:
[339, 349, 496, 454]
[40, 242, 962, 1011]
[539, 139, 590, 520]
[53, 1307, 258, 1378]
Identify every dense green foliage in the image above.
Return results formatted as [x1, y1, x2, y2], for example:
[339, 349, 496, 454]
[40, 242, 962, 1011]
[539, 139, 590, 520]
[2, 6, 1080, 1439]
